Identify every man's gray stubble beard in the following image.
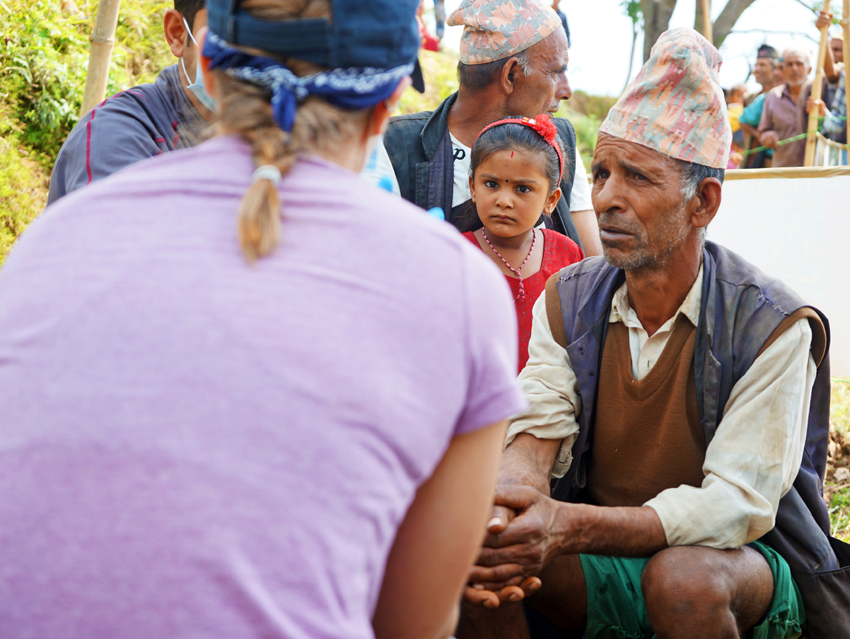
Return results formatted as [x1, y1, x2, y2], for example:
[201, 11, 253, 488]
[601, 200, 690, 272]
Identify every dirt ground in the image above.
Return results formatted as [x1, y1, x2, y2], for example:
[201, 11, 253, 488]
[826, 429, 850, 504]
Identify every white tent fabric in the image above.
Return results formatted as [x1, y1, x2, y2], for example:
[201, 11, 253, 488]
[710, 168, 850, 377]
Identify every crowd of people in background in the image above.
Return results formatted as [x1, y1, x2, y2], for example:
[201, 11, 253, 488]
[730, 9, 847, 168]
[419, 1, 844, 171]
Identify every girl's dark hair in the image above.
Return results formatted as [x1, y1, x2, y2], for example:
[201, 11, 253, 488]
[470, 118, 567, 195]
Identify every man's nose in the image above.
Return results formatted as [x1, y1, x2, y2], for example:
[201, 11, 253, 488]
[556, 72, 572, 102]
[592, 174, 625, 216]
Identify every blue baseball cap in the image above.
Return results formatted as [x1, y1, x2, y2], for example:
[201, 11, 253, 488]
[207, 0, 425, 92]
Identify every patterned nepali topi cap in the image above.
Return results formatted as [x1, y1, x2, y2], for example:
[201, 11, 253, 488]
[600, 28, 731, 169]
[447, 0, 562, 65]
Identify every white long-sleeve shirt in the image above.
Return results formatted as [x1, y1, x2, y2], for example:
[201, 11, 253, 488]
[508, 268, 817, 549]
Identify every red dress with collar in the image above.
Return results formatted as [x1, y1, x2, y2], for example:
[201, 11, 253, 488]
[463, 229, 584, 373]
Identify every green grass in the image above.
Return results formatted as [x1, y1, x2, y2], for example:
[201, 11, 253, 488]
[831, 490, 850, 541]
[396, 49, 459, 116]
[830, 380, 850, 438]
[0, 0, 173, 267]
[829, 381, 850, 541]
[0, 134, 48, 263]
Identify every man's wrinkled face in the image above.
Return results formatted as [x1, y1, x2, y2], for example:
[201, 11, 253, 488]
[590, 134, 692, 271]
[831, 38, 844, 64]
[783, 52, 811, 88]
[506, 28, 572, 117]
[753, 58, 776, 87]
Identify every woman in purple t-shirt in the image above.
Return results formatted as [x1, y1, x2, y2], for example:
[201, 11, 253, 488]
[0, 1, 527, 638]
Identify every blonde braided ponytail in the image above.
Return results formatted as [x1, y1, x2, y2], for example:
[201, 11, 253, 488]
[213, 0, 372, 262]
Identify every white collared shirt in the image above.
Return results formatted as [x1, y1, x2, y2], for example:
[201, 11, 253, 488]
[508, 269, 816, 549]
[610, 267, 704, 379]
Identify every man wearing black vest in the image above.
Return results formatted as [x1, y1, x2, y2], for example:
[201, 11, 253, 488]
[368, 0, 602, 256]
[458, 29, 849, 639]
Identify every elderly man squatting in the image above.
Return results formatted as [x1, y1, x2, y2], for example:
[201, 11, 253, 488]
[369, 0, 602, 256]
[458, 28, 850, 639]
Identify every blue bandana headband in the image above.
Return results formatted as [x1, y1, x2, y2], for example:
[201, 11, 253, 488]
[203, 32, 414, 133]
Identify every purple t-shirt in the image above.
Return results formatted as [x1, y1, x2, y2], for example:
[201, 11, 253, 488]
[0, 136, 526, 639]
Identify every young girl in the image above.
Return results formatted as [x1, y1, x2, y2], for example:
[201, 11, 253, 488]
[464, 114, 585, 372]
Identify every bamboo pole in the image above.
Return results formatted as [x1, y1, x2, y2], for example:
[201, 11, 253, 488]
[701, 0, 713, 43]
[844, 0, 850, 144]
[805, 0, 831, 167]
[79, 0, 122, 117]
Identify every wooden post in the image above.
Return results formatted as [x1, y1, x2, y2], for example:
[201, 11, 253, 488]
[701, 0, 713, 43]
[844, 1, 850, 143]
[805, 0, 831, 167]
[79, 0, 122, 117]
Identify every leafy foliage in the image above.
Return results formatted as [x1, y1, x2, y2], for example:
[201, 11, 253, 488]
[0, 0, 173, 266]
[556, 93, 618, 173]
[829, 382, 850, 541]
[831, 380, 850, 439]
[0, 137, 47, 263]
[620, 0, 643, 26]
[0, 0, 173, 164]
[830, 488, 850, 541]
[811, 1, 844, 23]
[395, 49, 459, 117]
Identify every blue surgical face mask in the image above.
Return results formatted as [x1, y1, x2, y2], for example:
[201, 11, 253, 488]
[181, 17, 217, 112]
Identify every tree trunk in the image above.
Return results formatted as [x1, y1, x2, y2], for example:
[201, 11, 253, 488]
[80, 0, 122, 117]
[713, 0, 759, 47]
[624, 23, 639, 93]
[640, 0, 678, 61]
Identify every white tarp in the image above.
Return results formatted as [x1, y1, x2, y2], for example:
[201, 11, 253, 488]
[710, 169, 850, 377]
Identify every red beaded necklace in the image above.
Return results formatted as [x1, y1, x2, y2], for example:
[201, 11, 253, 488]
[482, 228, 537, 301]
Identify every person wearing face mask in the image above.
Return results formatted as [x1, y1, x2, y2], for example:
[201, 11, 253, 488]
[47, 1, 213, 205]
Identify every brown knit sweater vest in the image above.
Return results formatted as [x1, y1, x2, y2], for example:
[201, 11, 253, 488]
[588, 318, 705, 508]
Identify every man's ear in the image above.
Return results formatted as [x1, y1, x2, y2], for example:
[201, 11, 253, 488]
[164, 9, 187, 59]
[692, 178, 722, 230]
[500, 57, 521, 95]
[544, 187, 562, 215]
